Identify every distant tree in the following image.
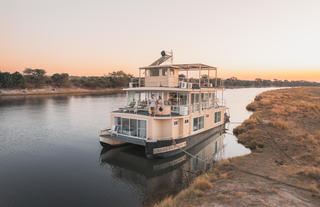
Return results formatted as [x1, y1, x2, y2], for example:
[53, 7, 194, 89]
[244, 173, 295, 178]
[10, 71, 25, 88]
[0, 72, 11, 88]
[107, 70, 133, 88]
[51, 73, 69, 87]
[23, 68, 46, 88]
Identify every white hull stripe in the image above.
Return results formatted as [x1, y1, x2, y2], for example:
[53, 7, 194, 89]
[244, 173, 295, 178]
[153, 141, 186, 154]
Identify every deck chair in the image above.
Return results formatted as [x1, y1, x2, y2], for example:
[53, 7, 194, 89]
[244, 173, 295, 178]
[109, 125, 119, 136]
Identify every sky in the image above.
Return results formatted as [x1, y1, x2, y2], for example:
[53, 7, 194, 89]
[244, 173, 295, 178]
[0, 0, 320, 81]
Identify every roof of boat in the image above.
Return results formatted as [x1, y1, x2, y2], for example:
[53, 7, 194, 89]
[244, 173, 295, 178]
[123, 87, 219, 92]
[139, 63, 217, 71]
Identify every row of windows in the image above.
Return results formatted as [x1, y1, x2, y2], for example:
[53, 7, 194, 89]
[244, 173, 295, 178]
[114, 112, 221, 138]
[148, 68, 175, 77]
[192, 111, 221, 132]
[114, 117, 147, 138]
[193, 116, 204, 132]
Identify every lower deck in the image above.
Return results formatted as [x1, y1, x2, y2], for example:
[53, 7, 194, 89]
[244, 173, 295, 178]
[102, 106, 226, 142]
[100, 122, 226, 158]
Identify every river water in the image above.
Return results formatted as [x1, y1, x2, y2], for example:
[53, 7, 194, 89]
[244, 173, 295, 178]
[0, 88, 275, 207]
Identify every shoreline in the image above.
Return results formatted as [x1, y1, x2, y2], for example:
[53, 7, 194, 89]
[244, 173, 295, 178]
[0, 87, 124, 97]
[155, 87, 320, 207]
[0, 86, 285, 97]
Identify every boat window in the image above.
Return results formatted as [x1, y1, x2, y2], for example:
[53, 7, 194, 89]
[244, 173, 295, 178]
[150, 68, 159, 76]
[162, 68, 167, 76]
[114, 117, 147, 138]
[193, 116, 204, 132]
[114, 117, 122, 132]
[145, 69, 150, 77]
[122, 118, 130, 135]
[214, 111, 221, 123]
[201, 93, 209, 110]
[127, 91, 139, 106]
[179, 93, 188, 106]
[138, 119, 147, 138]
[191, 93, 200, 113]
[210, 92, 215, 107]
[130, 119, 138, 137]
[170, 69, 174, 76]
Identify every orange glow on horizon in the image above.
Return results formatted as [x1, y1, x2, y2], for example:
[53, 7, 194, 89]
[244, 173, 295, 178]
[1, 0, 320, 82]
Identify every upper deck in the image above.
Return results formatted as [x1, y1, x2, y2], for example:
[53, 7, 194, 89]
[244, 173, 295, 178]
[117, 51, 225, 117]
[135, 62, 219, 89]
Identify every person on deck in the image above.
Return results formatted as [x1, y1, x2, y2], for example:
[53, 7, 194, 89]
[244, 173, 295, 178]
[157, 96, 163, 116]
[149, 94, 157, 116]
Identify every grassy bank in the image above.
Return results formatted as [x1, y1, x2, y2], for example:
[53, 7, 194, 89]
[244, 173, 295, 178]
[0, 87, 123, 96]
[155, 87, 320, 207]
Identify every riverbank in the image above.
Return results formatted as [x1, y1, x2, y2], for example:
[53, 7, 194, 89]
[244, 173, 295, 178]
[0, 87, 123, 96]
[156, 87, 320, 207]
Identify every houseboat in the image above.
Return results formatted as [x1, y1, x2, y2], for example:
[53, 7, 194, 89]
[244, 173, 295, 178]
[99, 51, 228, 158]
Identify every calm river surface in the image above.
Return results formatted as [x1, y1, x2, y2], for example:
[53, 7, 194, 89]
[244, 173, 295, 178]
[0, 88, 276, 207]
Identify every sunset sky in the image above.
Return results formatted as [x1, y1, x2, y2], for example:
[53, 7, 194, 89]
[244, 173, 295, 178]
[1, 0, 320, 81]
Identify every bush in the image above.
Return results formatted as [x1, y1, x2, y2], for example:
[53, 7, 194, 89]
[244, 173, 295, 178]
[191, 178, 214, 191]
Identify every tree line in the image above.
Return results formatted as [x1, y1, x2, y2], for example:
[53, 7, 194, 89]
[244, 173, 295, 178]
[0, 69, 319, 89]
[0, 69, 133, 89]
[222, 77, 320, 87]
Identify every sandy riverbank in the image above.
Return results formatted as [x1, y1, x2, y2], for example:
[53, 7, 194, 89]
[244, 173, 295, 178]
[156, 87, 320, 207]
[0, 87, 124, 96]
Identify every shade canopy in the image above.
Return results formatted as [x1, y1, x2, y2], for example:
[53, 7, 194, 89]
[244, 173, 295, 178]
[139, 63, 217, 71]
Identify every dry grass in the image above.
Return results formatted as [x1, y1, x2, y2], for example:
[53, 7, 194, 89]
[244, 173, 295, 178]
[155, 159, 233, 207]
[268, 119, 289, 130]
[154, 178, 213, 207]
[191, 178, 213, 191]
[216, 193, 232, 201]
[234, 191, 244, 197]
[154, 196, 176, 207]
[297, 167, 320, 180]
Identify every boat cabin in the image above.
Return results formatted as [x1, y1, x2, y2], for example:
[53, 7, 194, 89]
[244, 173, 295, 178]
[109, 63, 225, 141]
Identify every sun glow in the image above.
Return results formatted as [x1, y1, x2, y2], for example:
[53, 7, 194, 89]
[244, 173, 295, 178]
[0, 0, 319, 82]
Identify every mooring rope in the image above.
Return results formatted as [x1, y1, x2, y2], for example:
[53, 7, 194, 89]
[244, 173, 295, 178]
[229, 121, 243, 124]
[253, 114, 300, 164]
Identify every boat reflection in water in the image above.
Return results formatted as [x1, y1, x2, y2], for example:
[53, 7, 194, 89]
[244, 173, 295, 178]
[99, 130, 225, 206]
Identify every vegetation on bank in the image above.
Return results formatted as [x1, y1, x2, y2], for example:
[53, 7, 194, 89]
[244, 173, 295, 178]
[222, 77, 320, 87]
[0, 69, 132, 89]
[1, 69, 319, 90]
[155, 87, 320, 207]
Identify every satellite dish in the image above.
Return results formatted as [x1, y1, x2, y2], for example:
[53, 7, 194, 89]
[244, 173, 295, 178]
[161, 50, 166, 57]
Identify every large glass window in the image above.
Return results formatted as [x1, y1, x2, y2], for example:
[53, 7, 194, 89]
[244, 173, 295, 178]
[127, 91, 139, 106]
[114, 117, 147, 138]
[138, 119, 147, 138]
[214, 111, 221, 123]
[201, 93, 209, 110]
[130, 119, 137, 137]
[193, 116, 204, 132]
[191, 93, 200, 113]
[179, 93, 188, 106]
[114, 117, 122, 133]
[122, 118, 130, 135]
[210, 92, 215, 107]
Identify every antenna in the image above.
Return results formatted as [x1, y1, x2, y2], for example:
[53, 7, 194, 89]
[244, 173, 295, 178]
[149, 50, 173, 66]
